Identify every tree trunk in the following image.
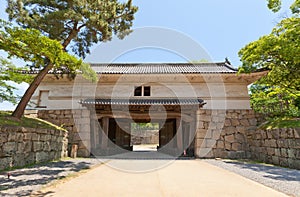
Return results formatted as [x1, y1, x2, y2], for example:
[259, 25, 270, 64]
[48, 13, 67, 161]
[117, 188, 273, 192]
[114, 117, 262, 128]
[12, 62, 53, 119]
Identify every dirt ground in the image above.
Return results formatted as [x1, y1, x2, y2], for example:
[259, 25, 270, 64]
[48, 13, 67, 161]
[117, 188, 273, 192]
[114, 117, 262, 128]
[32, 159, 286, 197]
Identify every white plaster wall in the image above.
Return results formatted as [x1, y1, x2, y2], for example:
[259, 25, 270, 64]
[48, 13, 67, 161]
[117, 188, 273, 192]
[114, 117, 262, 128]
[29, 75, 251, 110]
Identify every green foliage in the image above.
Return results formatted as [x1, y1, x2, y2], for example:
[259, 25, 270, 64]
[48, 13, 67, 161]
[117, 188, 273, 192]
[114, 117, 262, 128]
[259, 117, 300, 129]
[266, 0, 299, 13]
[249, 84, 300, 117]
[239, 1, 300, 118]
[6, 0, 138, 58]
[2, 0, 137, 118]
[0, 57, 32, 104]
[0, 111, 66, 130]
[239, 17, 300, 89]
[0, 20, 97, 82]
[291, 0, 300, 13]
[131, 123, 159, 131]
[267, 0, 282, 12]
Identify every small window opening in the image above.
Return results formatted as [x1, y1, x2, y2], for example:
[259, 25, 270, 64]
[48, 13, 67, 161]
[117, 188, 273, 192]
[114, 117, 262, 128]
[134, 86, 142, 96]
[144, 86, 151, 96]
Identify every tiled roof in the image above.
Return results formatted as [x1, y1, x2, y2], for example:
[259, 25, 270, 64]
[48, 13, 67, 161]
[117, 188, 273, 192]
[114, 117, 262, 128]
[20, 61, 239, 74]
[81, 98, 205, 106]
[90, 62, 238, 74]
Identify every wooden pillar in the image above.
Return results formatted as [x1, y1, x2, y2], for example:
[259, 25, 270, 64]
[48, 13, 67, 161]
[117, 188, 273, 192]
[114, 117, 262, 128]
[90, 117, 97, 151]
[101, 117, 109, 148]
[176, 117, 183, 152]
[189, 119, 196, 144]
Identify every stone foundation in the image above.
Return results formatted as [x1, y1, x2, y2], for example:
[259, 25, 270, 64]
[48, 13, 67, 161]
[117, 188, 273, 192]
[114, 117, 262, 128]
[36, 109, 300, 170]
[37, 109, 91, 157]
[247, 128, 300, 169]
[195, 109, 260, 159]
[0, 126, 68, 171]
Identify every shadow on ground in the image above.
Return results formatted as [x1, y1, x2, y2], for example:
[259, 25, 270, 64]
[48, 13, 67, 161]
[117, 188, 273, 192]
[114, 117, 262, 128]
[0, 160, 95, 197]
[223, 160, 300, 182]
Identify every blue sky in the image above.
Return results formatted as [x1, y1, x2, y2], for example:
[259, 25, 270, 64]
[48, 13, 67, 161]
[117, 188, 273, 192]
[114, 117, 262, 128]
[0, 0, 294, 110]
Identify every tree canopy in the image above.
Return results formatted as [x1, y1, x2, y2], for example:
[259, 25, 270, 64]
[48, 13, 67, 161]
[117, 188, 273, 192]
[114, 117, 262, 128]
[239, 0, 300, 118]
[6, 0, 138, 58]
[2, 0, 138, 119]
[0, 57, 32, 104]
[266, 0, 299, 13]
[0, 20, 97, 81]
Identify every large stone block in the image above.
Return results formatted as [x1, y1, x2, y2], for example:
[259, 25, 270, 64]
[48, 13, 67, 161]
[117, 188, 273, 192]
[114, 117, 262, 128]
[279, 157, 288, 167]
[13, 153, 26, 167]
[3, 142, 16, 155]
[296, 149, 300, 159]
[269, 139, 277, 148]
[235, 133, 245, 143]
[266, 147, 275, 156]
[240, 119, 250, 126]
[274, 148, 281, 157]
[0, 157, 13, 170]
[225, 142, 231, 150]
[280, 148, 288, 158]
[196, 129, 210, 139]
[271, 156, 280, 165]
[236, 126, 246, 134]
[287, 149, 296, 158]
[17, 142, 25, 153]
[224, 119, 231, 127]
[35, 152, 49, 163]
[8, 132, 16, 141]
[271, 129, 280, 139]
[231, 119, 240, 126]
[248, 118, 257, 126]
[205, 139, 216, 148]
[294, 129, 300, 138]
[23, 141, 32, 152]
[43, 142, 51, 152]
[0, 133, 8, 143]
[213, 149, 227, 158]
[40, 134, 51, 141]
[225, 135, 235, 143]
[216, 140, 225, 149]
[33, 142, 43, 152]
[224, 126, 236, 135]
[231, 143, 242, 151]
[227, 151, 246, 159]
[31, 133, 39, 141]
[24, 133, 33, 141]
[195, 139, 204, 147]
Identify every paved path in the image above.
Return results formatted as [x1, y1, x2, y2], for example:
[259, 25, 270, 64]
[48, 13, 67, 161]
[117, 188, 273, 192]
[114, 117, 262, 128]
[33, 160, 286, 197]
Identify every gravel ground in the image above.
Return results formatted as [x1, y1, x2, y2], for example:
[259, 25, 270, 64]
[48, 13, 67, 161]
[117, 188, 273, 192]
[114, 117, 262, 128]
[205, 159, 300, 197]
[0, 158, 102, 197]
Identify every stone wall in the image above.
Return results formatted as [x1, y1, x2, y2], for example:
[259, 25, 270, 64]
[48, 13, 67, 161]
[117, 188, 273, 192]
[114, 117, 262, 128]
[195, 109, 260, 159]
[247, 128, 300, 169]
[131, 130, 159, 145]
[37, 109, 91, 157]
[0, 126, 68, 171]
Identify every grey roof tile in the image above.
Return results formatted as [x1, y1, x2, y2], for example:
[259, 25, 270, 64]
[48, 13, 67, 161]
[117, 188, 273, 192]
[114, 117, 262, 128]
[81, 98, 205, 106]
[90, 62, 237, 74]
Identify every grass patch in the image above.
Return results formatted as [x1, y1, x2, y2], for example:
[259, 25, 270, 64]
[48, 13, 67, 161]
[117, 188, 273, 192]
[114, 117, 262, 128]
[259, 117, 300, 130]
[0, 111, 65, 130]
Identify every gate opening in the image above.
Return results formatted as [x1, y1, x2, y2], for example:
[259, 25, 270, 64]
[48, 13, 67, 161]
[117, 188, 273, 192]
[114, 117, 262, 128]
[131, 123, 159, 152]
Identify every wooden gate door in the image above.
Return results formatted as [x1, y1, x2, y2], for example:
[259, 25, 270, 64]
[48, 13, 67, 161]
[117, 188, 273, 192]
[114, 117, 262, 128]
[159, 119, 176, 147]
[115, 119, 132, 150]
